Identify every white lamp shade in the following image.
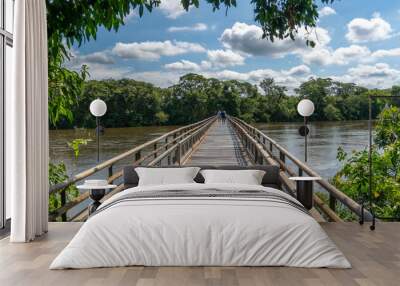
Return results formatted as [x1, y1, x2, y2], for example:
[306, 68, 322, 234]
[297, 99, 315, 117]
[89, 99, 107, 117]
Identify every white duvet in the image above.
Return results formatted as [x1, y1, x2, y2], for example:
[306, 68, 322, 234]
[50, 183, 351, 269]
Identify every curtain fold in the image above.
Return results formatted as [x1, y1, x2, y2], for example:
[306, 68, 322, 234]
[8, 0, 49, 242]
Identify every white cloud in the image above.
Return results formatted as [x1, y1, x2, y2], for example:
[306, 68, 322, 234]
[168, 23, 208, 32]
[68, 50, 115, 65]
[206, 49, 245, 68]
[159, 0, 188, 19]
[346, 14, 393, 43]
[164, 49, 245, 72]
[220, 22, 330, 58]
[301, 47, 333, 66]
[370, 48, 400, 60]
[284, 65, 311, 76]
[112, 40, 206, 61]
[333, 63, 400, 89]
[202, 65, 312, 92]
[348, 63, 398, 78]
[333, 45, 371, 64]
[301, 45, 371, 66]
[85, 64, 130, 80]
[300, 44, 400, 66]
[319, 7, 336, 17]
[164, 60, 202, 72]
[81, 51, 115, 65]
[67, 58, 130, 79]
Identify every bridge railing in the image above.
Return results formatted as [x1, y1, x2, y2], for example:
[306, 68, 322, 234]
[49, 116, 216, 222]
[229, 116, 373, 222]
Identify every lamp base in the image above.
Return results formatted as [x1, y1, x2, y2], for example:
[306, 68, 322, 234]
[88, 189, 106, 215]
[296, 180, 313, 210]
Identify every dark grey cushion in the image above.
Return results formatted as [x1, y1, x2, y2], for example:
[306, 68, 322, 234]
[123, 165, 281, 189]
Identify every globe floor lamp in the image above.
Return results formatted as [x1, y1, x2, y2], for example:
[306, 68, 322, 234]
[90, 99, 107, 162]
[297, 99, 315, 162]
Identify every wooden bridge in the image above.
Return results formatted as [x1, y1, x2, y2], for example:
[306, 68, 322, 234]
[50, 116, 372, 223]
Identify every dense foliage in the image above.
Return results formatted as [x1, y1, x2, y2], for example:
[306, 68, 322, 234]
[51, 74, 393, 129]
[48, 162, 79, 217]
[333, 106, 400, 218]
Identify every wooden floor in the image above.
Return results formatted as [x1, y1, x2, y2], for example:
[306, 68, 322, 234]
[187, 120, 249, 166]
[0, 222, 398, 286]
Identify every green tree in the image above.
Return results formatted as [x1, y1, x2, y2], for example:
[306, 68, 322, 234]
[296, 78, 332, 120]
[323, 104, 342, 121]
[49, 75, 396, 128]
[333, 107, 400, 218]
[375, 106, 400, 147]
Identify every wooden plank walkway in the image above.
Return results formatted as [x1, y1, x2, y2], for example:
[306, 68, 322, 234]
[186, 120, 249, 166]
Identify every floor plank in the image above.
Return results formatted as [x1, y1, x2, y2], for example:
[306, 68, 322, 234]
[0, 222, 398, 286]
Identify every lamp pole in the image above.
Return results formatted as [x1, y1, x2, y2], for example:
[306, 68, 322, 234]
[297, 99, 315, 163]
[90, 99, 107, 162]
[96, 116, 100, 162]
[304, 115, 308, 162]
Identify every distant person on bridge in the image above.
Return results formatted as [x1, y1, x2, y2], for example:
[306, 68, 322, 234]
[220, 111, 226, 124]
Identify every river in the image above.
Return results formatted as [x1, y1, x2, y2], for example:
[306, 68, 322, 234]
[50, 121, 369, 181]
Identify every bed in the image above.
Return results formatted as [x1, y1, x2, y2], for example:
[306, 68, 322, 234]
[50, 165, 351, 269]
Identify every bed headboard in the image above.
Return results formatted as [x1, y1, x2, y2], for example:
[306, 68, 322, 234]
[123, 165, 281, 189]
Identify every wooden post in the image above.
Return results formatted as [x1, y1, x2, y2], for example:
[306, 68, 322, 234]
[61, 189, 67, 222]
[153, 143, 157, 159]
[108, 165, 113, 182]
[177, 144, 181, 166]
[279, 151, 285, 164]
[329, 194, 337, 212]
[135, 151, 141, 165]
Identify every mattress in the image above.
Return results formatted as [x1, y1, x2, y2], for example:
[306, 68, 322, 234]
[50, 183, 351, 269]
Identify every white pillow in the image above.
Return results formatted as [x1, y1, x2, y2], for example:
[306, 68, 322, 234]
[200, 169, 266, 185]
[136, 167, 201, 186]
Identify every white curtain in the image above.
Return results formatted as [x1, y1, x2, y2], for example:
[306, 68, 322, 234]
[7, 0, 49, 242]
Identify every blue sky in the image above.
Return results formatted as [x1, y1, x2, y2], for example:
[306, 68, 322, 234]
[69, 0, 400, 92]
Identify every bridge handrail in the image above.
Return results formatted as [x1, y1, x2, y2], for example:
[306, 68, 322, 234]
[49, 116, 214, 195]
[49, 116, 216, 221]
[229, 116, 373, 221]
